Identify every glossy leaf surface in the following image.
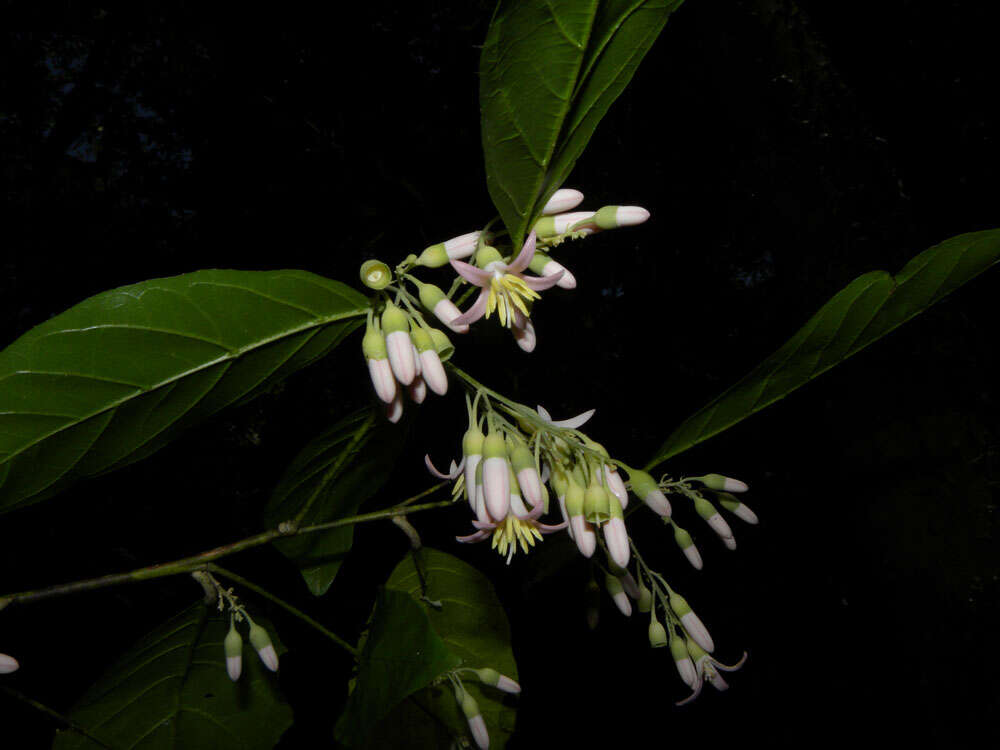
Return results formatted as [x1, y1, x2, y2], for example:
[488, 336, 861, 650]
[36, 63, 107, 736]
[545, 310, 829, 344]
[262, 407, 410, 596]
[53, 603, 291, 750]
[481, 0, 684, 247]
[0, 269, 367, 512]
[650, 229, 1000, 467]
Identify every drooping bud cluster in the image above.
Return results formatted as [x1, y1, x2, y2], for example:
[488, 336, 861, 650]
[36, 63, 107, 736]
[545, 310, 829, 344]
[362, 301, 453, 421]
[441, 666, 522, 749]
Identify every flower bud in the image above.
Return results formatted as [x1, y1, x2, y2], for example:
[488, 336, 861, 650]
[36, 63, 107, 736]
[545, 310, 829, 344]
[593, 205, 650, 229]
[637, 584, 653, 613]
[565, 479, 596, 557]
[407, 375, 427, 403]
[528, 251, 577, 289]
[532, 211, 596, 238]
[418, 231, 484, 267]
[482, 430, 511, 521]
[602, 497, 630, 569]
[474, 245, 504, 269]
[381, 302, 416, 385]
[603, 465, 628, 510]
[673, 524, 703, 570]
[512, 318, 536, 352]
[362, 321, 396, 404]
[0, 653, 19, 674]
[455, 686, 489, 749]
[669, 593, 714, 653]
[385, 389, 404, 423]
[359, 259, 392, 290]
[462, 427, 485, 509]
[648, 619, 668, 648]
[410, 327, 448, 396]
[604, 572, 632, 617]
[627, 469, 672, 517]
[474, 667, 521, 694]
[718, 493, 759, 524]
[542, 188, 584, 215]
[508, 437, 542, 508]
[248, 622, 279, 671]
[583, 482, 611, 524]
[694, 496, 736, 549]
[416, 281, 470, 333]
[670, 638, 698, 687]
[224, 622, 243, 681]
[696, 474, 749, 493]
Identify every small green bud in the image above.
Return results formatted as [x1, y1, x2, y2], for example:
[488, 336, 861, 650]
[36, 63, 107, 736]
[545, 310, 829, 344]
[637, 584, 653, 613]
[429, 328, 454, 360]
[416, 243, 449, 268]
[474, 668, 501, 687]
[628, 469, 660, 500]
[359, 259, 392, 290]
[648, 619, 668, 648]
[605, 572, 625, 597]
[417, 281, 447, 310]
[224, 622, 243, 681]
[248, 622, 279, 672]
[380, 301, 409, 335]
[696, 473, 749, 493]
[550, 466, 569, 497]
[673, 525, 694, 550]
[694, 496, 719, 521]
[594, 205, 621, 229]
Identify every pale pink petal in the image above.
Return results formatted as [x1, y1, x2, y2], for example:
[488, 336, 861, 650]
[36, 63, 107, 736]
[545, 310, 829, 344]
[535, 519, 568, 533]
[519, 269, 564, 291]
[451, 288, 489, 327]
[385, 330, 416, 385]
[433, 297, 470, 333]
[408, 375, 427, 403]
[570, 515, 597, 557]
[511, 310, 536, 352]
[506, 230, 537, 274]
[603, 517, 630, 569]
[385, 390, 404, 423]
[449, 259, 492, 286]
[482, 457, 510, 521]
[457, 529, 491, 543]
[604, 466, 628, 509]
[367, 358, 397, 404]
[420, 349, 448, 395]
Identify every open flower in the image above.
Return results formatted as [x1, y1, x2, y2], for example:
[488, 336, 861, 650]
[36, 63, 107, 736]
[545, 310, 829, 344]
[676, 643, 748, 705]
[449, 231, 563, 328]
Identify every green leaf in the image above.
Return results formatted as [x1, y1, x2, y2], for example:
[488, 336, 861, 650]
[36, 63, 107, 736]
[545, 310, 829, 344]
[649, 229, 1000, 467]
[333, 588, 461, 747]
[0, 269, 368, 512]
[262, 407, 410, 596]
[480, 0, 685, 247]
[367, 548, 519, 748]
[53, 602, 291, 750]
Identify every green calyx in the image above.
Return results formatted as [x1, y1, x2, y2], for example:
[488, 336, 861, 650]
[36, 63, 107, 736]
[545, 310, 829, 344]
[463, 427, 485, 457]
[637, 585, 653, 613]
[429, 328, 453, 360]
[417, 243, 449, 268]
[417, 281, 447, 310]
[410, 325, 434, 353]
[507, 436, 535, 473]
[628, 469, 660, 501]
[362, 321, 387, 359]
[224, 623, 242, 658]
[381, 301, 409, 334]
[670, 637, 690, 663]
[648, 620, 668, 648]
[360, 259, 392, 290]
[457, 686, 480, 719]
[584, 484, 611, 524]
[697, 473, 729, 491]
[686, 640, 708, 661]
[565, 480, 585, 515]
[550, 467, 569, 497]
[673, 525, 695, 550]
[717, 492, 740, 512]
[668, 592, 692, 618]
[474, 245, 503, 268]
[528, 251, 552, 275]
[474, 668, 501, 687]
[594, 205, 620, 230]
[483, 431, 507, 460]
[248, 622, 272, 652]
[532, 216, 558, 237]
[693, 496, 719, 521]
[604, 572, 624, 596]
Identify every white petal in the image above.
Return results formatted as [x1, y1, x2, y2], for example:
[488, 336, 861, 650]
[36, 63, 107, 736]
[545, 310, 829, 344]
[542, 259, 577, 289]
[615, 206, 650, 227]
[444, 231, 482, 259]
[411, 343, 422, 377]
[367, 358, 397, 404]
[483, 457, 510, 521]
[724, 477, 749, 493]
[464, 454, 482, 512]
[542, 188, 584, 215]
[602, 517, 630, 569]
[256, 644, 279, 672]
[553, 211, 596, 234]
[226, 655, 242, 681]
[619, 572, 640, 599]
[604, 467, 628, 509]
[468, 714, 490, 749]
[0, 653, 19, 674]
[433, 298, 470, 333]
[706, 513, 735, 546]
[385, 330, 416, 385]
[642, 488, 672, 517]
[681, 612, 715, 653]
[683, 543, 704, 570]
[612, 590, 632, 617]
[407, 376, 427, 403]
[516, 467, 543, 508]
[570, 514, 596, 557]
[675, 656, 698, 688]
[513, 320, 536, 352]
[496, 675, 521, 694]
[730, 503, 759, 524]
[385, 389, 404, 423]
[419, 350, 448, 395]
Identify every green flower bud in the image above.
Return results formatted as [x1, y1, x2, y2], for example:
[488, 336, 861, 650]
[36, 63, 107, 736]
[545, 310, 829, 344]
[628, 469, 660, 500]
[248, 622, 279, 672]
[409, 325, 434, 353]
[696, 473, 749, 493]
[474, 668, 501, 686]
[670, 637, 690, 663]
[224, 622, 243, 681]
[507, 436, 535, 473]
[584, 483, 611, 524]
[668, 592, 692, 618]
[429, 328, 454, 360]
[359, 259, 392, 290]
[362, 320, 388, 360]
[550, 466, 569, 497]
[637, 584, 653, 613]
[694, 496, 718, 521]
[417, 280, 447, 310]
[648, 619, 668, 648]
[417, 243, 449, 268]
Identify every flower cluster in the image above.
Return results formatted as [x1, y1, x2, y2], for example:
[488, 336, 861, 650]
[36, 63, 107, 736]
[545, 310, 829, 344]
[440, 667, 521, 749]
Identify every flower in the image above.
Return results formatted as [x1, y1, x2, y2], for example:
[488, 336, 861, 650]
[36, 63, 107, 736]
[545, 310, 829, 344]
[248, 622, 279, 672]
[676, 643, 748, 705]
[224, 621, 243, 681]
[449, 231, 564, 328]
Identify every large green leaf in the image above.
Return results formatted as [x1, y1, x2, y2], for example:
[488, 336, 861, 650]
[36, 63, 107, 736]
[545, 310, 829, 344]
[649, 229, 1000, 468]
[262, 407, 409, 596]
[333, 588, 461, 747]
[366, 548, 519, 748]
[480, 0, 685, 247]
[0, 269, 368, 512]
[53, 602, 291, 750]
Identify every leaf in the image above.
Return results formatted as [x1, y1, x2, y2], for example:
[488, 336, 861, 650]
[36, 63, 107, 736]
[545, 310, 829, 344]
[480, 0, 685, 247]
[367, 548, 520, 748]
[262, 407, 410, 596]
[52, 602, 292, 750]
[649, 229, 1000, 467]
[0, 269, 368, 512]
[333, 588, 461, 747]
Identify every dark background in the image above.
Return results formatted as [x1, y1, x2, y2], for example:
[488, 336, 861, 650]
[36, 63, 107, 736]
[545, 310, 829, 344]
[2, 2, 999, 747]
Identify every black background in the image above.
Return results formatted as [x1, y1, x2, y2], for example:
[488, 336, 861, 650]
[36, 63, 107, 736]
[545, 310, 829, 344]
[2, 2, 999, 748]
